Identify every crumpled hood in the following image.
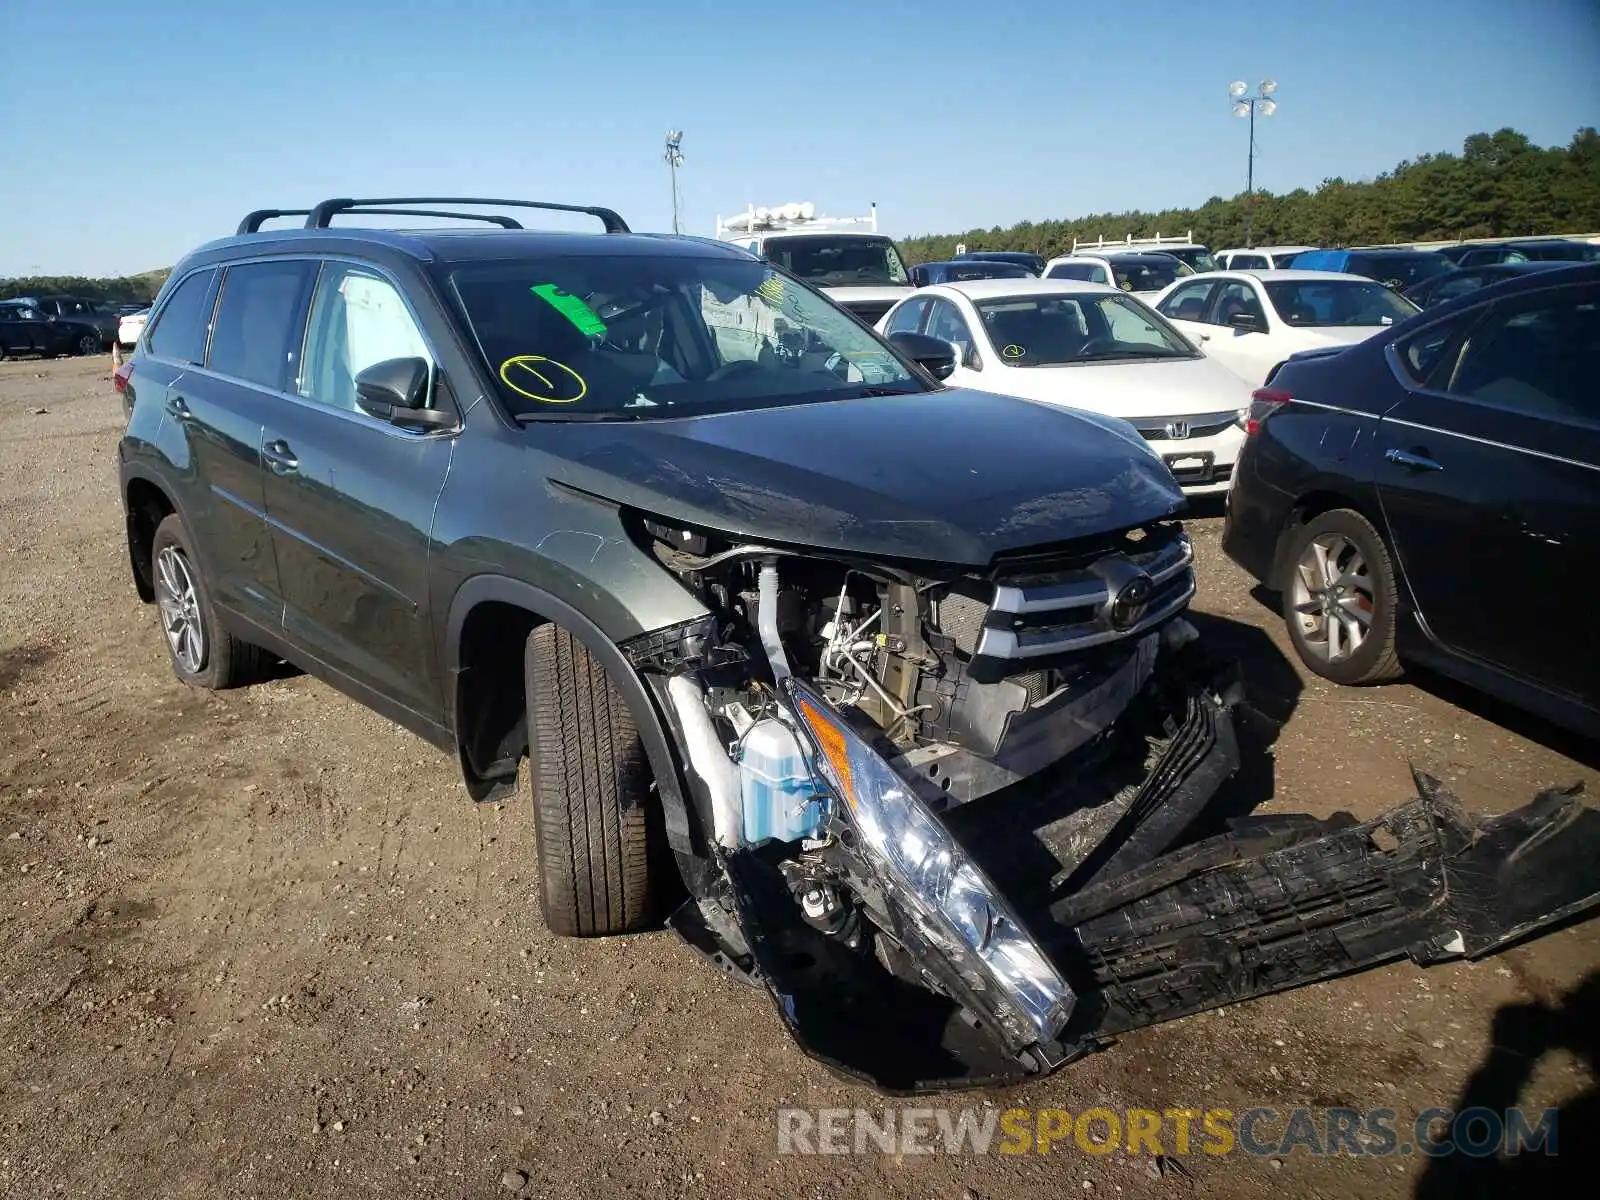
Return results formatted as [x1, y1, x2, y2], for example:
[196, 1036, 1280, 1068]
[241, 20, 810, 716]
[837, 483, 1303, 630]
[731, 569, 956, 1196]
[536, 388, 1184, 565]
[975, 355, 1253, 420]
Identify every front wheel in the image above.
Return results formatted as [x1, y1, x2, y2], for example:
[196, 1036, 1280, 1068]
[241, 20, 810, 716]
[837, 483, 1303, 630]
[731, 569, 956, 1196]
[1281, 508, 1402, 685]
[525, 624, 654, 937]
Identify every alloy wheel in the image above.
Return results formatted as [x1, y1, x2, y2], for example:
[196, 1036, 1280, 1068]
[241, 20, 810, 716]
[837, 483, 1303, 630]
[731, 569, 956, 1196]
[1289, 533, 1375, 664]
[155, 545, 207, 673]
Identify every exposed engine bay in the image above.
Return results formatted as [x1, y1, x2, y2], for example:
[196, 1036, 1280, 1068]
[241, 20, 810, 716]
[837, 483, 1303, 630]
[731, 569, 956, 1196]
[622, 513, 1600, 1093]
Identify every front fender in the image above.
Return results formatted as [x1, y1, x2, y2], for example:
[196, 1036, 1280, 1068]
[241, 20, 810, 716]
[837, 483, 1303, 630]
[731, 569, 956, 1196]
[442, 573, 700, 855]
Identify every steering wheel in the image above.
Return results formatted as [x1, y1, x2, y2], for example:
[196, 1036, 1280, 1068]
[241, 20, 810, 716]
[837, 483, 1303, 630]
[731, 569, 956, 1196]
[1077, 336, 1113, 357]
[706, 359, 765, 383]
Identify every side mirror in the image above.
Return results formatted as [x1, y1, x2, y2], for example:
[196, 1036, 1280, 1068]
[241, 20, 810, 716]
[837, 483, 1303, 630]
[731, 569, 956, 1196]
[887, 331, 957, 381]
[1228, 311, 1267, 333]
[354, 357, 454, 429]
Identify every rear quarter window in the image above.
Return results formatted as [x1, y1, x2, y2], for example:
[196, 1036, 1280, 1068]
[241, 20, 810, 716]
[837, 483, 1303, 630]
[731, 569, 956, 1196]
[146, 270, 219, 364]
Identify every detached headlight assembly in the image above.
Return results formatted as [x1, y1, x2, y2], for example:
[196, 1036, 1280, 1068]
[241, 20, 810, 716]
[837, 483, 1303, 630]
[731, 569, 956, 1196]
[787, 681, 1074, 1047]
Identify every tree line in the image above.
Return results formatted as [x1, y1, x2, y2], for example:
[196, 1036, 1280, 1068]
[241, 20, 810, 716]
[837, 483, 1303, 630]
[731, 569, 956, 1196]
[0, 269, 170, 306]
[899, 127, 1600, 264]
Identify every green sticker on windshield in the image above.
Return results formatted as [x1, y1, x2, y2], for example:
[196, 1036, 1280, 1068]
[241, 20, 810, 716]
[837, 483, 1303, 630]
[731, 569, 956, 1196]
[530, 284, 607, 338]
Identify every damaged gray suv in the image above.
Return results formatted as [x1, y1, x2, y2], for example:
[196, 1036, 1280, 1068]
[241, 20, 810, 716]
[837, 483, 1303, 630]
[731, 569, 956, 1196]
[118, 198, 1600, 1091]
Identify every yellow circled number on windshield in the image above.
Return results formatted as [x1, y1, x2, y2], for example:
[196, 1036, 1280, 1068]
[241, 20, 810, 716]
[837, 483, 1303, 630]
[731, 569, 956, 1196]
[499, 355, 588, 405]
[1002, 344, 1026, 360]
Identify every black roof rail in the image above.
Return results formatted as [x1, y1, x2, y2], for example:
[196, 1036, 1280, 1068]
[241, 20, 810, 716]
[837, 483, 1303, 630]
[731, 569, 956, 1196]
[238, 208, 312, 235]
[304, 197, 630, 234]
[319, 207, 524, 229]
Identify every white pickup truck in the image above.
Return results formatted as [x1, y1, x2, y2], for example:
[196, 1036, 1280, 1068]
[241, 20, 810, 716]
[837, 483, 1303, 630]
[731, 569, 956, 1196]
[715, 202, 914, 327]
[1073, 231, 1218, 274]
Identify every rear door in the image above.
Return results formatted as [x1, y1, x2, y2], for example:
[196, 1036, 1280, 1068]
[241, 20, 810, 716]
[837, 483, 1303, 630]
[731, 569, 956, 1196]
[142, 266, 284, 630]
[1376, 280, 1600, 703]
[258, 260, 455, 723]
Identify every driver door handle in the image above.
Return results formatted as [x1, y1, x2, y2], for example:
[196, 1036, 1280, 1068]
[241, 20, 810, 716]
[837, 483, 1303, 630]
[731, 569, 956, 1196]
[1385, 447, 1443, 472]
[262, 439, 299, 474]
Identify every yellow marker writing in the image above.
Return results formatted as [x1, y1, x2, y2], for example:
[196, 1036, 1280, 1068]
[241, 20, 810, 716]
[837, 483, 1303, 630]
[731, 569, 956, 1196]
[499, 355, 588, 405]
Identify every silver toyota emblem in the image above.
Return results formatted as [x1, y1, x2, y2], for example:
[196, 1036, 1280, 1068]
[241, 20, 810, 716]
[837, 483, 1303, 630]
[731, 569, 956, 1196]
[1089, 558, 1156, 631]
[1164, 420, 1192, 440]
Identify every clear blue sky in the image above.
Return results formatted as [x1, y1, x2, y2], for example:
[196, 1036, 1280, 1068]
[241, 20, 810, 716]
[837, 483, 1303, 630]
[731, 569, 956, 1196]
[3, 0, 1597, 276]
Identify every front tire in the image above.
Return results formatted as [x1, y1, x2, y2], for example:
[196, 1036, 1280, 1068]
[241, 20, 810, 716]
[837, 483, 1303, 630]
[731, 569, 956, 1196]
[1281, 508, 1402, 685]
[525, 624, 654, 937]
[150, 514, 269, 689]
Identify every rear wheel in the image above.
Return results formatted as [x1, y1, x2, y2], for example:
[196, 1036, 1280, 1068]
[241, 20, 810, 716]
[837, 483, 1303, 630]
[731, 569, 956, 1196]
[75, 332, 99, 356]
[525, 624, 653, 937]
[1281, 508, 1402, 685]
[150, 514, 269, 689]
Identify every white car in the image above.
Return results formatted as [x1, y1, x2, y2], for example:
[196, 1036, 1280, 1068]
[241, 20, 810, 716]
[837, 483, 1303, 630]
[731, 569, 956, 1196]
[117, 308, 150, 348]
[715, 202, 913, 328]
[1151, 269, 1421, 386]
[1214, 246, 1317, 271]
[1042, 252, 1193, 298]
[876, 279, 1252, 495]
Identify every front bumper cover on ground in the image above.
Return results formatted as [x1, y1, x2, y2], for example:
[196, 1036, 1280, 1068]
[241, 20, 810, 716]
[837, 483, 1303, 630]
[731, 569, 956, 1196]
[676, 662, 1600, 1094]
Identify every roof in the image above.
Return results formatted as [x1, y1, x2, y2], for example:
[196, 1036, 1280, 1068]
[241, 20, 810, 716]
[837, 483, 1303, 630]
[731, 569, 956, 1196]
[1204, 269, 1369, 283]
[190, 227, 754, 265]
[743, 228, 890, 241]
[1334, 247, 1452, 258]
[1217, 246, 1317, 256]
[931, 278, 1125, 300]
[1048, 251, 1185, 265]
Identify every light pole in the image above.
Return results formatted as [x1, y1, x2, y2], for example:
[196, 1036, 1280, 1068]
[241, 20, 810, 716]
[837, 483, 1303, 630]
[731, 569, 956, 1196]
[1229, 80, 1278, 249]
[663, 130, 684, 235]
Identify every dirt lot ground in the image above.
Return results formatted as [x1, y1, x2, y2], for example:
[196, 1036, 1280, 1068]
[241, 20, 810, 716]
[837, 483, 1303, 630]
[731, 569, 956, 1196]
[1, 355, 1595, 1199]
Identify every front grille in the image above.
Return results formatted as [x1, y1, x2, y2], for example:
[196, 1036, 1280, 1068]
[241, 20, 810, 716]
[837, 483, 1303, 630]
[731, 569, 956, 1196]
[1127, 411, 1240, 441]
[953, 533, 1195, 682]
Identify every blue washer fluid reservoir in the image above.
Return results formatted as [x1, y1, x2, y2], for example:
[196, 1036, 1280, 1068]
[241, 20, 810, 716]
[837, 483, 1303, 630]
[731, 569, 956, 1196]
[738, 718, 827, 845]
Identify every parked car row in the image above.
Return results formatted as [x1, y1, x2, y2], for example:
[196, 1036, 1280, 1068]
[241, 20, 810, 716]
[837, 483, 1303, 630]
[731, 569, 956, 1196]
[1224, 261, 1599, 739]
[0, 293, 159, 359]
[0, 299, 109, 359]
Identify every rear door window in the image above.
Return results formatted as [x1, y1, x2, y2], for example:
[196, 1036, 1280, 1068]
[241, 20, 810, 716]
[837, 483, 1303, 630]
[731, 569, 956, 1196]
[1047, 261, 1109, 284]
[1446, 287, 1600, 422]
[208, 261, 316, 390]
[146, 269, 219, 364]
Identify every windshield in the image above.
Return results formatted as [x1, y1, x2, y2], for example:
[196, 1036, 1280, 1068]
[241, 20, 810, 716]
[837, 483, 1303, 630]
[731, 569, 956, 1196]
[1110, 257, 1192, 293]
[1139, 246, 1215, 273]
[974, 293, 1198, 366]
[945, 263, 1030, 282]
[1522, 243, 1600, 262]
[1347, 254, 1452, 288]
[961, 252, 1046, 275]
[761, 235, 909, 287]
[448, 256, 923, 419]
[1263, 280, 1420, 327]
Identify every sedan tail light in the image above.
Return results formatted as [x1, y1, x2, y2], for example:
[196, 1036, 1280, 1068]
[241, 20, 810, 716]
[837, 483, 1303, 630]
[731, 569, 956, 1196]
[113, 360, 134, 394]
[1244, 387, 1292, 435]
